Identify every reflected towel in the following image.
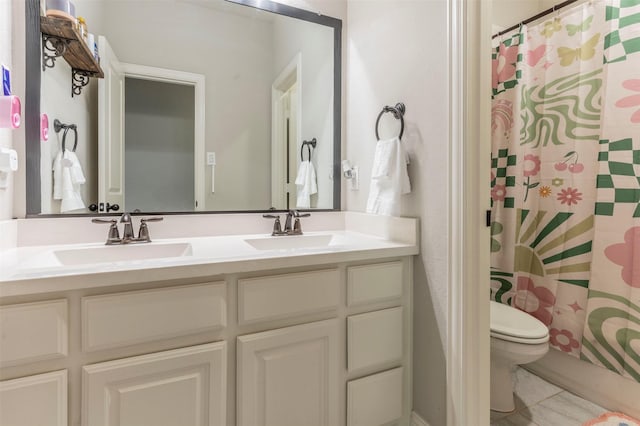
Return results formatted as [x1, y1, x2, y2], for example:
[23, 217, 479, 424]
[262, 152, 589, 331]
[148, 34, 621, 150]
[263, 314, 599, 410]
[295, 160, 318, 209]
[53, 150, 86, 213]
[366, 137, 411, 216]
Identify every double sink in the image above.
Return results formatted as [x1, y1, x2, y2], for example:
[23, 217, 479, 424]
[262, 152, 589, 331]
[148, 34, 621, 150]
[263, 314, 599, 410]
[50, 234, 336, 266]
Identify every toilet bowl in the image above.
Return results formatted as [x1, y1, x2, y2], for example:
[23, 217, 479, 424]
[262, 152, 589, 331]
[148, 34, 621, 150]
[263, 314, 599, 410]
[490, 300, 549, 412]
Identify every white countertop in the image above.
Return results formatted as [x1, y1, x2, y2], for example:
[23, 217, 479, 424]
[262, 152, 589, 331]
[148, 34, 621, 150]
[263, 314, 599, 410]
[0, 212, 419, 297]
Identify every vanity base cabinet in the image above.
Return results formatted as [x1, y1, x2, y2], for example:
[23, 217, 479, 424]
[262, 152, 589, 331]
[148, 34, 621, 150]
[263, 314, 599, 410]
[0, 370, 68, 426]
[82, 342, 227, 426]
[0, 256, 413, 426]
[237, 319, 339, 426]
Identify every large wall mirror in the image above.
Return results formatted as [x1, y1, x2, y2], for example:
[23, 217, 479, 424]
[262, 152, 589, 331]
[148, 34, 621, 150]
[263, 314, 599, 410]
[25, 0, 341, 215]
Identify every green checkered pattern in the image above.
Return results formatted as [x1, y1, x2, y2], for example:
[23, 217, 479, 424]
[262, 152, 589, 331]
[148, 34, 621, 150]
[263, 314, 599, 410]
[594, 138, 640, 217]
[491, 148, 517, 208]
[604, 0, 640, 63]
[492, 32, 524, 98]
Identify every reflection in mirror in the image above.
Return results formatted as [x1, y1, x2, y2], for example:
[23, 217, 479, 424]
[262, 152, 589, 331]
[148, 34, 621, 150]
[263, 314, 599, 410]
[26, 0, 342, 215]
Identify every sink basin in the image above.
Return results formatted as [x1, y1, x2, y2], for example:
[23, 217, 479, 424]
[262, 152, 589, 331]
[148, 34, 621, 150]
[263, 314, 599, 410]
[244, 234, 333, 251]
[53, 242, 193, 266]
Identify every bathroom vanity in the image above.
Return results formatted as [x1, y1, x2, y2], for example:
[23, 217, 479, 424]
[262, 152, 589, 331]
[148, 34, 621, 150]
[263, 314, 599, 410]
[0, 212, 417, 426]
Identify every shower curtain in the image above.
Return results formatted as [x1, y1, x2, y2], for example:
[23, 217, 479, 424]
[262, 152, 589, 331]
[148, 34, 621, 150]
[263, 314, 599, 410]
[490, 0, 640, 382]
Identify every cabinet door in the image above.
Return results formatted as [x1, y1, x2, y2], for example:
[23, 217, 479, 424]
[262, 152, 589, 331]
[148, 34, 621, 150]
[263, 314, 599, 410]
[0, 370, 67, 426]
[237, 319, 339, 426]
[83, 342, 226, 426]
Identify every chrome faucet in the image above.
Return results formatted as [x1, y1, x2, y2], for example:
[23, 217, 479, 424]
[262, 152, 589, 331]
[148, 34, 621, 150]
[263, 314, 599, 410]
[263, 210, 310, 236]
[92, 212, 163, 245]
[119, 212, 135, 241]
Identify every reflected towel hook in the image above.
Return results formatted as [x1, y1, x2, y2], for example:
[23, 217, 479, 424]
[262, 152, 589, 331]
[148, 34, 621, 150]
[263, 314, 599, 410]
[54, 119, 78, 153]
[375, 103, 406, 141]
[301, 138, 317, 162]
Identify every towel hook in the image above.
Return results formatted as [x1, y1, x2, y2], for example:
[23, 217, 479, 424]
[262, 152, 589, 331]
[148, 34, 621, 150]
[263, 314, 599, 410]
[301, 138, 317, 162]
[375, 103, 406, 141]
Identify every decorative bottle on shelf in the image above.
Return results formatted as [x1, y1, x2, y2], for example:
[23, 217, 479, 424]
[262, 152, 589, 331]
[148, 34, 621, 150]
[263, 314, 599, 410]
[76, 16, 88, 44]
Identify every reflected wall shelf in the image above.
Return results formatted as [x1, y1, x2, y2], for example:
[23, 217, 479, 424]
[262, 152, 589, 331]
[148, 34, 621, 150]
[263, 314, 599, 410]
[40, 16, 104, 97]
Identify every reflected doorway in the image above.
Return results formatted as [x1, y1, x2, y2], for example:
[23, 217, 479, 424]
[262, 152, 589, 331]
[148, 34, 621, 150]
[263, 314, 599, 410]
[271, 53, 302, 210]
[124, 78, 195, 212]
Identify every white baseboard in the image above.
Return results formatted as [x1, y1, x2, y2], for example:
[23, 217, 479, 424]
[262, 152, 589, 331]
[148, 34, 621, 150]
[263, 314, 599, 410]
[528, 349, 640, 420]
[411, 411, 430, 426]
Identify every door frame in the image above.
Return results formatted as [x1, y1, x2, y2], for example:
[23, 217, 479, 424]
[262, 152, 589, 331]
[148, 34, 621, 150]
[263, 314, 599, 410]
[447, 0, 491, 425]
[271, 53, 302, 209]
[120, 63, 206, 211]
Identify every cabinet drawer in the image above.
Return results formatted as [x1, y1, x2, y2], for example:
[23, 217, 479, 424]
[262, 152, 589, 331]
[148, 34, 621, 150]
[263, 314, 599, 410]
[0, 370, 68, 426]
[238, 269, 339, 323]
[347, 367, 403, 426]
[348, 306, 403, 372]
[82, 282, 226, 351]
[0, 299, 68, 366]
[347, 262, 402, 306]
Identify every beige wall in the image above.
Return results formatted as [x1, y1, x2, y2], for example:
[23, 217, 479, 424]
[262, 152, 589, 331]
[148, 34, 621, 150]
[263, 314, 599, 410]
[345, 0, 449, 424]
[493, 0, 545, 29]
[492, 0, 566, 32]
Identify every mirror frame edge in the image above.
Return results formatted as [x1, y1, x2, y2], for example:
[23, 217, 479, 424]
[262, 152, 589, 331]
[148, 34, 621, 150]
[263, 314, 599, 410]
[24, 0, 342, 217]
[26, 0, 41, 216]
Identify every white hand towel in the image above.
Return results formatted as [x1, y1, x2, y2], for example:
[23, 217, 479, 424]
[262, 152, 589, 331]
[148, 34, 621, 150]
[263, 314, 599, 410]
[366, 137, 411, 216]
[295, 160, 318, 209]
[53, 150, 86, 213]
[65, 151, 86, 185]
[53, 151, 63, 200]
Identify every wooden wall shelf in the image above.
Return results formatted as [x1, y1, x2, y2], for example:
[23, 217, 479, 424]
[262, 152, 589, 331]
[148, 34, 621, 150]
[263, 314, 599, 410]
[40, 16, 104, 96]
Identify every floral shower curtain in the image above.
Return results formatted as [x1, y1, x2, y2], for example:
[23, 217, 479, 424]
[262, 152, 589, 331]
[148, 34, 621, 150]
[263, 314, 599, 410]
[490, 0, 640, 382]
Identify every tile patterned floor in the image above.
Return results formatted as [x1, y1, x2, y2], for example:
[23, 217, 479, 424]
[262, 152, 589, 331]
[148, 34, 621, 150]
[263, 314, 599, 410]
[490, 367, 608, 426]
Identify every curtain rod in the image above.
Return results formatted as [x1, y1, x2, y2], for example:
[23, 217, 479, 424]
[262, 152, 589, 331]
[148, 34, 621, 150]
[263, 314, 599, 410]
[492, 0, 579, 39]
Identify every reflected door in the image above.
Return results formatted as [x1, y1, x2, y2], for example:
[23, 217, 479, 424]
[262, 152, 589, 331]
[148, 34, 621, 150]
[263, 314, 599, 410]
[97, 36, 125, 211]
[271, 55, 302, 210]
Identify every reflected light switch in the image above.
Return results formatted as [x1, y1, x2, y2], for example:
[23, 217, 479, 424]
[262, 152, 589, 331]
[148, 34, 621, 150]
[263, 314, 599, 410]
[207, 152, 216, 166]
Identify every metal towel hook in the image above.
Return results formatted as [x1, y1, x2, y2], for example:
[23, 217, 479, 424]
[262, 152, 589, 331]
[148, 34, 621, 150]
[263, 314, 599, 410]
[375, 103, 406, 141]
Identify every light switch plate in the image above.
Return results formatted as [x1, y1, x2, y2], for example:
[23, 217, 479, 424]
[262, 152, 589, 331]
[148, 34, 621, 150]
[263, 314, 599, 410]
[207, 152, 216, 166]
[349, 166, 359, 190]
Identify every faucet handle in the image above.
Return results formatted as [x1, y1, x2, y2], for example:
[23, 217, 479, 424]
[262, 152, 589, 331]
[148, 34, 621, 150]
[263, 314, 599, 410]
[289, 210, 310, 218]
[91, 218, 120, 244]
[262, 214, 282, 235]
[137, 217, 163, 242]
[91, 218, 117, 224]
[140, 216, 163, 222]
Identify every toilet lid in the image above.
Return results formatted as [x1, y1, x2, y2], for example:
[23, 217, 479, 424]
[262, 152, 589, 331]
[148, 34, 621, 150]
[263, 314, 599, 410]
[490, 301, 549, 342]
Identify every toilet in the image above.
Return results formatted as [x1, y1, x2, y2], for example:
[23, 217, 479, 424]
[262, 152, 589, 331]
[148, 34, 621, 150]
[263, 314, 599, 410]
[490, 300, 550, 412]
